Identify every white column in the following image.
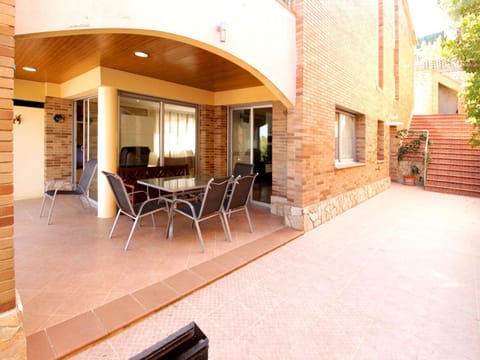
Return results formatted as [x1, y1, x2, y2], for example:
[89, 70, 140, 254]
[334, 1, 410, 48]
[97, 86, 118, 218]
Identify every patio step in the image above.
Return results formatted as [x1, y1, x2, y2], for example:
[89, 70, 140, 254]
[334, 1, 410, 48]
[410, 114, 480, 197]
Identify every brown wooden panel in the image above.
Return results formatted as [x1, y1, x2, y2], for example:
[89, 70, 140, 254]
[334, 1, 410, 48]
[15, 34, 262, 91]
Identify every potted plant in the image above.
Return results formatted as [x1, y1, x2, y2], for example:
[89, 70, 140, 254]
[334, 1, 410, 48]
[395, 129, 431, 185]
[403, 164, 419, 186]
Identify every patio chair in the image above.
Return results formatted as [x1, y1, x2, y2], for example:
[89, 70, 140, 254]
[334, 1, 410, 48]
[102, 171, 169, 250]
[40, 159, 98, 225]
[233, 162, 254, 176]
[224, 173, 258, 233]
[166, 176, 233, 252]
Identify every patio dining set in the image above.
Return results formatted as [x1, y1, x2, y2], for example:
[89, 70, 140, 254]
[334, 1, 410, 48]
[40, 159, 258, 252]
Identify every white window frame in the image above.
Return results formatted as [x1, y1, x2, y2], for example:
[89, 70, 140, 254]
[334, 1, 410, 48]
[335, 110, 357, 164]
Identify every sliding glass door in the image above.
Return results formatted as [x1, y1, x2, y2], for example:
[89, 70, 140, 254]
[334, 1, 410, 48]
[230, 105, 272, 204]
[74, 97, 98, 202]
[119, 95, 197, 174]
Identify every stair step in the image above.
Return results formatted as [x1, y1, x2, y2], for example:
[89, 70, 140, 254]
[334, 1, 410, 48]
[409, 114, 480, 198]
[428, 167, 480, 175]
[427, 177, 480, 188]
[425, 184, 480, 197]
[427, 174, 480, 185]
[430, 154, 480, 162]
[431, 149, 480, 156]
[430, 144, 478, 151]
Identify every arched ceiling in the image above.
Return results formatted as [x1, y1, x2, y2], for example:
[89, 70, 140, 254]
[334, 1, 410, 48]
[14, 33, 263, 92]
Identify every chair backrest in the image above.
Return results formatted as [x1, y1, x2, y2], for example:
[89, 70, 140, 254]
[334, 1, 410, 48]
[102, 171, 136, 216]
[78, 159, 98, 194]
[233, 162, 254, 176]
[225, 173, 258, 211]
[119, 146, 151, 167]
[198, 176, 232, 218]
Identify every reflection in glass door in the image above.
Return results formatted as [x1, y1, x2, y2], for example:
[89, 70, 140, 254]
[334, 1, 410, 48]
[74, 97, 98, 202]
[230, 106, 272, 204]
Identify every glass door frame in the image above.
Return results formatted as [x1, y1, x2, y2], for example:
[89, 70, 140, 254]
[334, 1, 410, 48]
[118, 91, 199, 175]
[73, 96, 98, 202]
[229, 103, 272, 205]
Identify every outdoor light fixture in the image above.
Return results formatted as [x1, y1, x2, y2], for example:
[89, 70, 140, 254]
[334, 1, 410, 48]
[22, 66, 37, 72]
[13, 114, 21, 125]
[53, 114, 65, 123]
[217, 22, 226, 42]
[134, 51, 149, 58]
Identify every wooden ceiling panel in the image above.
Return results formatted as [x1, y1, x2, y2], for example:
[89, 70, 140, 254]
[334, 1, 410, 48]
[14, 34, 262, 91]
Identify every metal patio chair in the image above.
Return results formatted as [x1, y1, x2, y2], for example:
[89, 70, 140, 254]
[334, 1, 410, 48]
[102, 171, 169, 250]
[224, 173, 258, 233]
[233, 162, 254, 176]
[40, 159, 98, 225]
[166, 176, 233, 252]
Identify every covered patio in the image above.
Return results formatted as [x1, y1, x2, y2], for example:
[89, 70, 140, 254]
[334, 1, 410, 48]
[15, 195, 302, 357]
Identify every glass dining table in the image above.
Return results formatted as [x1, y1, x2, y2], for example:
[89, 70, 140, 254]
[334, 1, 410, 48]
[137, 174, 214, 238]
[137, 174, 213, 195]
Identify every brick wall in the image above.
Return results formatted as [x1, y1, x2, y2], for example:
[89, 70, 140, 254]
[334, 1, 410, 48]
[44, 97, 73, 182]
[279, 0, 414, 227]
[272, 101, 288, 198]
[198, 105, 227, 177]
[0, 0, 15, 313]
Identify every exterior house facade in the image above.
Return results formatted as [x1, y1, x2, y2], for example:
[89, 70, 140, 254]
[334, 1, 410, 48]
[0, 0, 416, 355]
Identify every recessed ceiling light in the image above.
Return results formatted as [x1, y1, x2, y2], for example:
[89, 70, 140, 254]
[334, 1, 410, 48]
[134, 51, 149, 58]
[22, 66, 37, 72]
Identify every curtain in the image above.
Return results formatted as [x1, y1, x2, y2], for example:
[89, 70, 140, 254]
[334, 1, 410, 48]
[164, 110, 196, 157]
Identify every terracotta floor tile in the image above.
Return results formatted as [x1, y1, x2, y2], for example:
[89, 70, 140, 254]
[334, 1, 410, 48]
[162, 270, 206, 296]
[189, 258, 230, 282]
[26, 331, 56, 360]
[94, 295, 147, 333]
[46, 311, 107, 358]
[211, 251, 246, 271]
[131, 281, 179, 312]
[18, 185, 480, 359]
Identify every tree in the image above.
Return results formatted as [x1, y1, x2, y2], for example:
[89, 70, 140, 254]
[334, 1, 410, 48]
[441, 0, 480, 147]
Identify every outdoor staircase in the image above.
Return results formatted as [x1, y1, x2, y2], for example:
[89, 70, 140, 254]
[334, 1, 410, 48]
[409, 114, 480, 197]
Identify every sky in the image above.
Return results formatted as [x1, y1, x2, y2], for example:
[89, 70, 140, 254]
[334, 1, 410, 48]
[408, 0, 452, 37]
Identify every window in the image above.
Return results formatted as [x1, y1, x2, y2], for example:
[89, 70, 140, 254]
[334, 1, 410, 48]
[335, 111, 357, 163]
[377, 120, 385, 161]
[119, 95, 197, 174]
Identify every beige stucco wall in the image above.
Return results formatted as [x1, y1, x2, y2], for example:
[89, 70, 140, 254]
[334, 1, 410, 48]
[414, 70, 462, 115]
[14, 0, 296, 107]
[13, 106, 45, 200]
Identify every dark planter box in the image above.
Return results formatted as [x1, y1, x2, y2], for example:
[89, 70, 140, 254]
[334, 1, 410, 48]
[129, 322, 208, 360]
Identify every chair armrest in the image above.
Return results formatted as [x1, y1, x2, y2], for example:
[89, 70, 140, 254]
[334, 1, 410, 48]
[171, 198, 197, 213]
[45, 180, 73, 191]
[124, 183, 136, 193]
[137, 196, 170, 214]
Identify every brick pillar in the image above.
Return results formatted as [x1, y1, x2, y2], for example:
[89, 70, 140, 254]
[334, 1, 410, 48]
[198, 105, 227, 176]
[0, 0, 27, 358]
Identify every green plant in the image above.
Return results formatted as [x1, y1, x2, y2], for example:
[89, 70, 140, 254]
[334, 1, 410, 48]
[395, 129, 431, 161]
[410, 164, 420, 176]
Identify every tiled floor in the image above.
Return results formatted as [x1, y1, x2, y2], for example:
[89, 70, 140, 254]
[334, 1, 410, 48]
[14, 196, 295, 358]
[65, 183, 480, 359]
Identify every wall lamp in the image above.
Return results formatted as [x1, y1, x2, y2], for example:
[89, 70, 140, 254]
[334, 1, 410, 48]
[53, 114, 65, 123]
[13, 114, 21, 125]
[217, 22, 226, 42]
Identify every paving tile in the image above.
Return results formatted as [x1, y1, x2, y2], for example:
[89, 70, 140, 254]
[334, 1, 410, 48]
[131, 281, 179, 312]
[18, 185, 480, 359]
[26, 331, 56, 360]
[94, 295, 147, 333]
[46, 311, 107, 358]
[162, 270, 206, 296]
[211, 251, 246, 271]
[189, 258, 230, 281]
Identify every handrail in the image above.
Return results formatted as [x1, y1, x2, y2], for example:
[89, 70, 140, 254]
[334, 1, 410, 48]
[422, 130, 430, 187]
[408, 129, 430, 186]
